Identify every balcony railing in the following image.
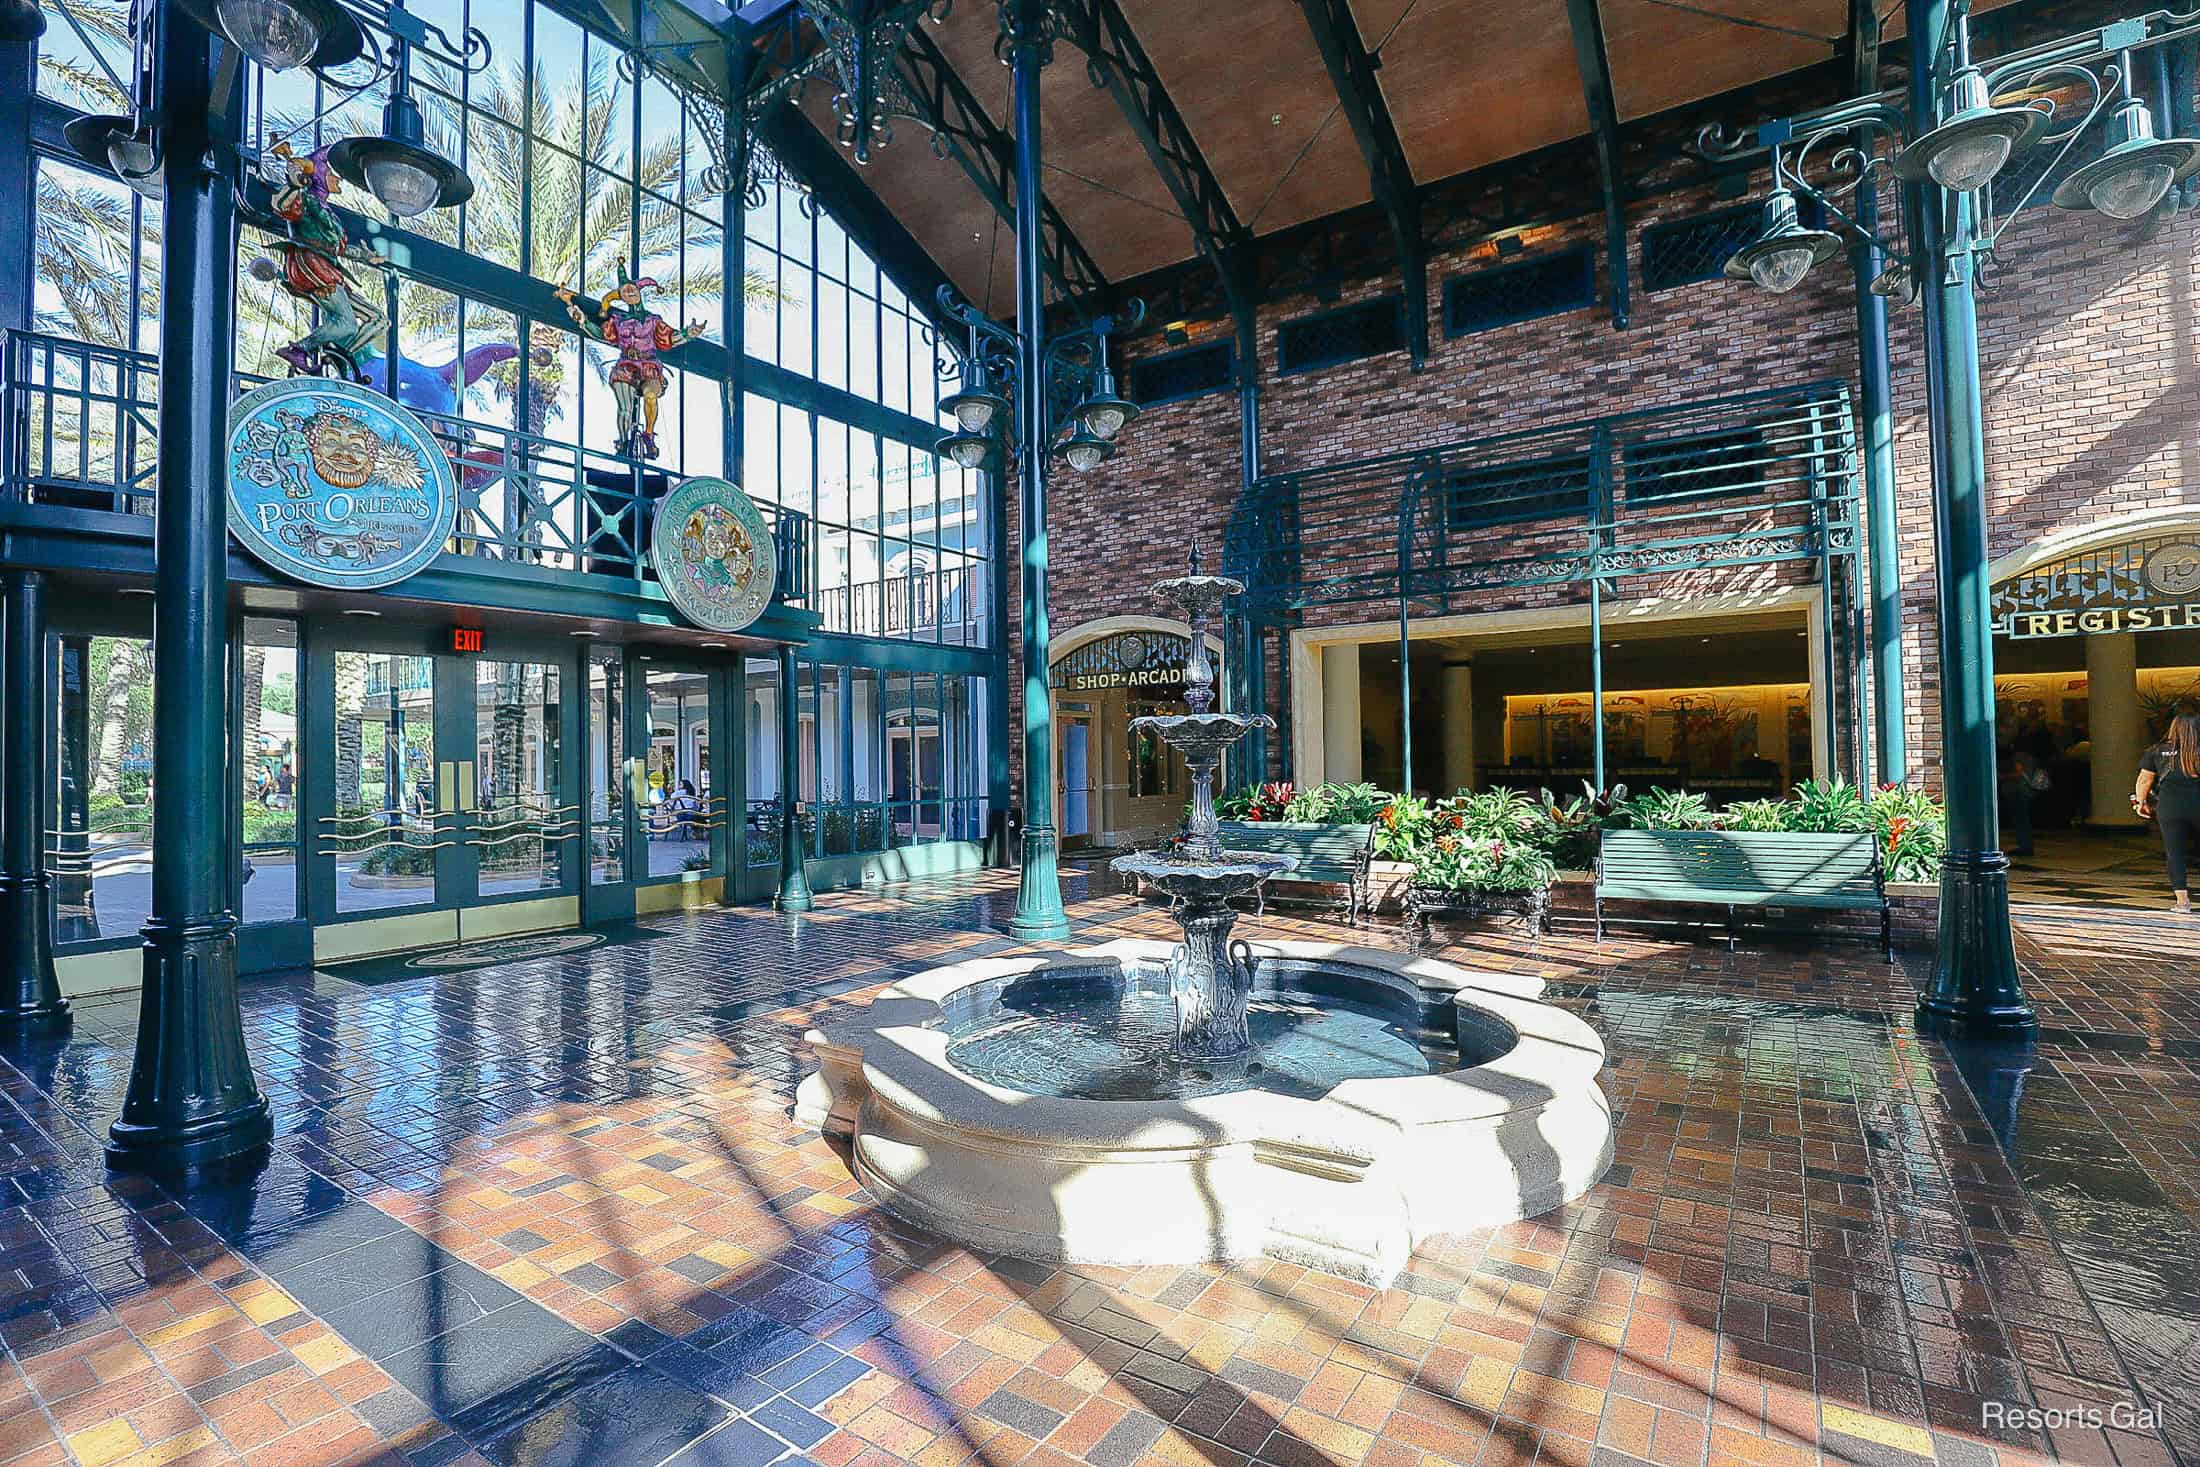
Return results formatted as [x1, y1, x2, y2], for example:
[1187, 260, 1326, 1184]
[1, 329, 811, 601]
[813, 565, 988, 642]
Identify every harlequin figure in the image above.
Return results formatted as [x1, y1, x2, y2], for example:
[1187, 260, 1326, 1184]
[554, 260, 704, 460]
[247, 145, 388, 382]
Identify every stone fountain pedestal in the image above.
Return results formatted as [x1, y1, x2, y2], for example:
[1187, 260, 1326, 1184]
[793, 940, 1614, 1285]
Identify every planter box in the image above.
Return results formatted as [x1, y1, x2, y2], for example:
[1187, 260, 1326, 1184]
[1404, 884, 1551, 942]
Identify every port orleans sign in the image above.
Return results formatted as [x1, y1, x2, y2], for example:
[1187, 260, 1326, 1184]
[1994, 536, 2200, 640]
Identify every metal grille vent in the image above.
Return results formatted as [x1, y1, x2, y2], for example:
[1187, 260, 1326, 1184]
[1621, 423, 1775, 503]
[1128, 342, 1235, 405]
[1276, 297, 1407, 375]
[1443, 248, 1596, 337]
[1443, 452, 1594, 530]
[1640, 198, 1826, 292]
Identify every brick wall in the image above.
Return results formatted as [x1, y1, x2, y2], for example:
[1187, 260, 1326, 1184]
[998, 181, 2200, 804]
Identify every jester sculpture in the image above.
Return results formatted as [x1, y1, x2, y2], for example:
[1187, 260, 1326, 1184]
[246, 144, 388, 381]
[555, 262, 705, 460]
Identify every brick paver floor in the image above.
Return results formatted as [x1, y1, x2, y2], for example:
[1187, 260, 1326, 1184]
[4, 866, 2199, 1467]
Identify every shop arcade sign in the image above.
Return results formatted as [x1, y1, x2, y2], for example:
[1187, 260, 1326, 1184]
[1050, 631, 1192, 692]
[1994, 536, 2200, 640]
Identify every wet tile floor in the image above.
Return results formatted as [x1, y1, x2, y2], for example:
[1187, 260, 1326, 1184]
[6, 867, 2200, 1467]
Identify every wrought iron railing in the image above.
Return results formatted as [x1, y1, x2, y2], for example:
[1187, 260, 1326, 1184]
[1225, 380, 1860, 615]
[1, 329, 812, 600]
[813, 564, 988, 641]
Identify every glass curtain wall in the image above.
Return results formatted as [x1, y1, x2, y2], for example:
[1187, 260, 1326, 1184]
[791, 660, 989, 859]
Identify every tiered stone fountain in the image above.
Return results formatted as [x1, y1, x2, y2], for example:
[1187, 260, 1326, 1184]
[1108, 552, 1291, 1061]
[795, 551, 1613, 1286]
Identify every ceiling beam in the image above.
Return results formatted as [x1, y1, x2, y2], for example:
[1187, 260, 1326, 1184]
[1846, 0, 1882, 95]
[1056, 0, 1259, 369]
[1295, 0, 1427, 367]
[1564, 0, 1631, 329]
[897, 26, 1110, 313]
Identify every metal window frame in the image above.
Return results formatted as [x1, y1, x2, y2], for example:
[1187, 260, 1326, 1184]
[1274, 295, 1408, 377]
[1442, 246, 1598, 338]
[1127, 340, 1238, 407]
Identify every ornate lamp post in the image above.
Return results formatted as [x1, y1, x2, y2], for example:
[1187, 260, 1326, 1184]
[931, 1, 1145, 942]
[98, 0, 479, 1173]
[1712, 0, 2200, 1037]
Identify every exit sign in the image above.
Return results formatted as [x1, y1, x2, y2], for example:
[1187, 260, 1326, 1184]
[451, 627, 485, 654]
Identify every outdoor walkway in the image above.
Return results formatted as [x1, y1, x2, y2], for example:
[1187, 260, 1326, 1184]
[4, 871, 2200, 1467]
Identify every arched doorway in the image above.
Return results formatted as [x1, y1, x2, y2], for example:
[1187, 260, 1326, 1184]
[1048, 617, 1224, 851]
[1990, 512, 2200, 910]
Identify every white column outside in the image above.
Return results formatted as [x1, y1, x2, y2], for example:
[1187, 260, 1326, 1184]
[1322, 643, 1363, 784]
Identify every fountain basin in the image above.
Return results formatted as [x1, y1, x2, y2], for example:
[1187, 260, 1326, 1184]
[794, 939, 1612, 1286]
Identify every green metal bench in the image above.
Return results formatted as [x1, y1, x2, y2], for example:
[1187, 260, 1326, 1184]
[1213, 821, 1376, 925]
[1595, 829, 1890, 959]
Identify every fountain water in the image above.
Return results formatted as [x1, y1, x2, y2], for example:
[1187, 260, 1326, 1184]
[794, 545, 1613, 1284]
[1107, 550, 1290, 1058]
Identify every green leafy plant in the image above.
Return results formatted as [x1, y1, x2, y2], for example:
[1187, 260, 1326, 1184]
[1373, 795, 1432, 860]
[1787, 777, 1873, 833]
[1284, 781, 1390, 824]
[1214, 786, 1257, 821]
[1412, 834, 1556, 894]
[1720, 798, 1792, 833]
[1867, 782, 1947, 883]
[1533, 781, 1629, 869]
[1620, 786, 1722, 830]
[1442, 787, 1545, 843]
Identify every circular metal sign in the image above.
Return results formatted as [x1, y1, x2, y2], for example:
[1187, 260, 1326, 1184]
[226, 378, 457, 590]
[2145, 541, 2200, 598]
[651, 476, 777, 633]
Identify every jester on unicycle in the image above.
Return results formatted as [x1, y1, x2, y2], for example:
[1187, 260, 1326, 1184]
[554, 260, 704, 461]
[245, 143, 389, 382]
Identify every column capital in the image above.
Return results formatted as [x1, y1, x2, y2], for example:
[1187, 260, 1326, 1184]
[996, 0, 1060, 66]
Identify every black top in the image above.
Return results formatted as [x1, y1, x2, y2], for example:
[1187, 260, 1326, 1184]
[2142, 742, 2199, 793]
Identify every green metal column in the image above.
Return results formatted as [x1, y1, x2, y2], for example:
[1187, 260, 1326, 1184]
[1005, 0, 1070, 941]
[1910, 0, 2033, 1036]
[776, 644, 814, 911]
[108, 9, 274, 1171]
[1852, 135, 1908, 782]
[0, 571, 65, 1026]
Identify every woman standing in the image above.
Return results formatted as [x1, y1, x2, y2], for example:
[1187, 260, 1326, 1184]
[2133, 708, 2200, 917]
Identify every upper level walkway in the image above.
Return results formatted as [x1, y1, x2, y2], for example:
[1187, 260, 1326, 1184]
[1, 869, 2194, 1467]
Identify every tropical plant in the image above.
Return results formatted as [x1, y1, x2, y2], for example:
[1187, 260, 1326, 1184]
[1720, 798, 1792, 833]
[1620, 786, 1722, 830]
[1214, 785, 1257, 821]
[1443, 787, 1546, 843]
[1413, 834, 1556, 894]
[1373, 795, 1432, 860]
[1867, 782, 1947, 882]
[1787, 777, 1873, 833]
[1283, 781, 1389, 823]
[1533, 781, 1629, 869]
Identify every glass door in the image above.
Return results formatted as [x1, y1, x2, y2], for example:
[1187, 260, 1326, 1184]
[468, 659, 573, 899]
[326, 649, 445, 916]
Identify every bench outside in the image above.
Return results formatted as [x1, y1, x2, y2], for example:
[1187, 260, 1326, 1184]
[1595, 829, 1890, 959]
[1212, 821, 1376, 924]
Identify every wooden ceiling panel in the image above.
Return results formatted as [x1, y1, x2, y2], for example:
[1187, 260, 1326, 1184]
[796, 87, 1007, 309]
[1116, 0, 1372, 230]
[915, 4, 1199, 281]
[1362, 0, 1586, 179]
[1601, 0, 1843, 121]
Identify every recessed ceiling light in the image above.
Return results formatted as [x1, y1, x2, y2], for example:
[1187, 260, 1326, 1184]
[702, 641, 727, 649]
[570, 629, 598, 638]
[121, 587, 154, 596]
[342, 608, 382, 618]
